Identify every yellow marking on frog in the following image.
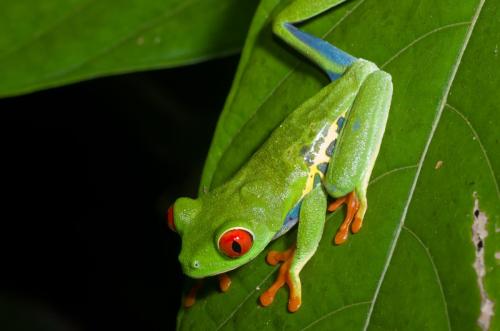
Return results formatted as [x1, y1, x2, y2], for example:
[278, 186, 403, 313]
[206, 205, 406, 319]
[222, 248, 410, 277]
[301, 115, 345, 198]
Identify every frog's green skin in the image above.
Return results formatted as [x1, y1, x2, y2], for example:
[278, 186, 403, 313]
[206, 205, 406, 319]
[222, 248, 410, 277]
[172, 0, 392, 310]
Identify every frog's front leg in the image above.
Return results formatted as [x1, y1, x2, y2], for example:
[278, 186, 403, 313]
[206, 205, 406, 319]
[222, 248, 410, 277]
[325, 70, 393, 244]
[183, 273, 232, 308]
[260, 185, 327, 312]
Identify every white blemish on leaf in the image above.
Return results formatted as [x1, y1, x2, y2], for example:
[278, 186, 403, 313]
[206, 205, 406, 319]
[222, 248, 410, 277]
[435, 160, 443, 169]
[495, 252, 500, 261]
[472, 193, 494, 331]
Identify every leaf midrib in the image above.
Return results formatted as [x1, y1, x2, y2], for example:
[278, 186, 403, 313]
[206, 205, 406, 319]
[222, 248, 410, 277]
[361, 0, 486, 329]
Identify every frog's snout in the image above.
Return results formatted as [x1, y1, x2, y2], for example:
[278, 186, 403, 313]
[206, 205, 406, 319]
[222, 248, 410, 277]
[179, 245, 207, 277]
[180, 256, 202, 276]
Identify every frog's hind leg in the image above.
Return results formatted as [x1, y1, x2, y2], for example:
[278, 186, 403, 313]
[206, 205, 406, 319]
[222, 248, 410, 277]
[325, 70, 392, 244]
[273, 0, 356, 80]
[260, 186, 327, 312]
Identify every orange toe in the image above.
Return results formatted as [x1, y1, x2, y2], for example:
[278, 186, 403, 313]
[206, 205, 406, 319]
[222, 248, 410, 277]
[288, 295, 301, 312]
[330, 191, 361, 245]
[266, 251, 283, 265]
[352, 215, 363, 233]
[218, 273, 231, 292]
[184, 279, 203, 308]
[334, 228, 349, 245]
[328, 196, 346, 212]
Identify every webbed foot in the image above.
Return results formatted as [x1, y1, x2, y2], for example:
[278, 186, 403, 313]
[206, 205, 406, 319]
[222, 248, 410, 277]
[328, 191, 364, 245]
[259, 245, 301, 312]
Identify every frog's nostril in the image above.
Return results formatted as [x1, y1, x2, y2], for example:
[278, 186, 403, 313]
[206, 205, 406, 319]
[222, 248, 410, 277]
[192, 260, 200, 269]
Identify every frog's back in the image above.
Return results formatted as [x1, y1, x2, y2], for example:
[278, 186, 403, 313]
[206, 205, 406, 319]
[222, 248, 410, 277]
[241, 60, 379, 238]
[252, 60, 377, 171]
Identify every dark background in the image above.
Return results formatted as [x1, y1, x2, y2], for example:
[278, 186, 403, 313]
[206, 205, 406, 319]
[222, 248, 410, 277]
[0, 55, 239, 331]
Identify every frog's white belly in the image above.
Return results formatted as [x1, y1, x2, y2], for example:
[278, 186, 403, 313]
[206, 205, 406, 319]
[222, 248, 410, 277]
[272, 114, 346, 240]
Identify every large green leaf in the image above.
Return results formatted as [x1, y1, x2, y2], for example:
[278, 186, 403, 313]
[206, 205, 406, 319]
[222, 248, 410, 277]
[179, 0, 499, 329]
[0, 0, 258, 98]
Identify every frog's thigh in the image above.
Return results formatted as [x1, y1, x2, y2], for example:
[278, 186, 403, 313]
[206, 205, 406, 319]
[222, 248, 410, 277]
[325, 70, 393, 198]
[288, 185, 327, 310]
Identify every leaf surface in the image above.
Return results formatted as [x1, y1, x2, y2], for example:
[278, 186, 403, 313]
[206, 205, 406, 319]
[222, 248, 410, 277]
[180, 0, 500, 329]
[0, 0, 258, 97]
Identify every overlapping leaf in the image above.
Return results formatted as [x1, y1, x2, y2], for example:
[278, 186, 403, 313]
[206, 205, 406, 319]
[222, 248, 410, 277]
[179, 0, 499, 329]
[0, 0, 258, 97]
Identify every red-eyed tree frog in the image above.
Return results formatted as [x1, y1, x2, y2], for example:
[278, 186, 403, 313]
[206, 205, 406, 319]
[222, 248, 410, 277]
[167, 0, 392, 312]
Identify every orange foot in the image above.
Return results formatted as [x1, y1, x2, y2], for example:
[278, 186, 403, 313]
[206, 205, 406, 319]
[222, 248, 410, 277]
[184, 279, 204, 308]
[183, 273, 231, 308]
[259, 245, 301, 312]
[328, 191, 362, 245]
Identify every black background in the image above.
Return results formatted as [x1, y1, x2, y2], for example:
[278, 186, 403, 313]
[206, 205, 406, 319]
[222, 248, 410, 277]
[0, 55, 239, 330]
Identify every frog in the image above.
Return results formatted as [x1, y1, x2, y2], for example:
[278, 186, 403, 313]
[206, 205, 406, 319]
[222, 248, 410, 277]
[167, 0, 393, 312]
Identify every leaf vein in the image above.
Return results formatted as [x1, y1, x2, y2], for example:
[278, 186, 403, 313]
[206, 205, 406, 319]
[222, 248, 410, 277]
[301, 301, 372, 330]
[445, 103, 500, 201]
[402, 226, 451, 331]
[380, 21, 471, 69]
[368, 164, 418, 186]
[0, 0, 98, 60]
[215, 266, 278, 330]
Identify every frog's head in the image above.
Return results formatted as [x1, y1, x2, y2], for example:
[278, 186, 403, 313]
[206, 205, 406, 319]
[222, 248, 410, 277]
[168, 186, 277, 279]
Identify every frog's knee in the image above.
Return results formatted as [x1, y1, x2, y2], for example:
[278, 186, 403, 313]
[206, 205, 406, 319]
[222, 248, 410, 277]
[324, 182, 352, 198]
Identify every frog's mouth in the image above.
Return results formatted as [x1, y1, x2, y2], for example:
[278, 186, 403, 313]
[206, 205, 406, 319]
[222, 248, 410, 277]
[182, 262, 241, 279]
[180, 251, 260, 279]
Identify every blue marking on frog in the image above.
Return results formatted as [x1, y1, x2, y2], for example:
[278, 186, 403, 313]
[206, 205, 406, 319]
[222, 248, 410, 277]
[273, 201, 302, 240]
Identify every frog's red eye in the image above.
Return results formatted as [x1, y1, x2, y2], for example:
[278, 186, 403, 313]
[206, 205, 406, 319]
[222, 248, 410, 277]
[167, 205, 176, 232]
[218, 228, 253, 258]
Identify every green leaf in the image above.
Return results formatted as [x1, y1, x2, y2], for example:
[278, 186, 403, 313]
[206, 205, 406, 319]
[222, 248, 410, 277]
[180, 0, 499, 329]
[0, 0, 258, 98]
